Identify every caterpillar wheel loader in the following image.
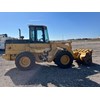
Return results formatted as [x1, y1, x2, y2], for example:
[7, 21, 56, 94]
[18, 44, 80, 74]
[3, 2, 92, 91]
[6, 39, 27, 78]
[2, 25, 93, 71]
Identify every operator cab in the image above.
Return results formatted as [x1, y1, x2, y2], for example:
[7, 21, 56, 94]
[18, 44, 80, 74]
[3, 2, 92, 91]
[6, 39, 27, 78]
[29, 25, 49, 43]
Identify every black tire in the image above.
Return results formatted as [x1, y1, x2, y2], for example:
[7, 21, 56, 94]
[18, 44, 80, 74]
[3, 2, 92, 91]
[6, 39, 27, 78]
[15, 52, 35, 71]
[54, 51, 73, 68]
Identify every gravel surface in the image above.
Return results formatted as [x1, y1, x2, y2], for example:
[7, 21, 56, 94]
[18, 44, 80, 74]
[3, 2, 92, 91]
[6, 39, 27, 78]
[0, 40, 100, 87]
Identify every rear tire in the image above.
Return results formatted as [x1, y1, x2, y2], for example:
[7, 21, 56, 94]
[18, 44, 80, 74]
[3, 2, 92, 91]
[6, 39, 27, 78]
[54, 51, 73, 68]
[15, 52, 35, 71]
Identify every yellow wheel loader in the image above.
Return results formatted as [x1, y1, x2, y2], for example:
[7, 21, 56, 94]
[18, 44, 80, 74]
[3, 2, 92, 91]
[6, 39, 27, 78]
[2, 25, 93, 70]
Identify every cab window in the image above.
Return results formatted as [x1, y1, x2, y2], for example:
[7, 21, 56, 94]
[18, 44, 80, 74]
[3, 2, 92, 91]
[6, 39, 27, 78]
[37, 29, 44, 42]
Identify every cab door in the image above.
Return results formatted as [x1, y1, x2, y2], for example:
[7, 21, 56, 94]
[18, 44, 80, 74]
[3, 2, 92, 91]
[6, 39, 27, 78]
[29, 26, 50, 53]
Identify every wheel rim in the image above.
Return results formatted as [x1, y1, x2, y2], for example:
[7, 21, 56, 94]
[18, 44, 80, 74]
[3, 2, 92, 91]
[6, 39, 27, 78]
[19, 56, 31, 68]
[60, 55, 70, 65]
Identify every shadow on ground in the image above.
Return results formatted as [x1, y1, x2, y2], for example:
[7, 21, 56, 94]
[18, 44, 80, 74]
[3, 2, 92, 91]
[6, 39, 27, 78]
[5, 63, 100, 87]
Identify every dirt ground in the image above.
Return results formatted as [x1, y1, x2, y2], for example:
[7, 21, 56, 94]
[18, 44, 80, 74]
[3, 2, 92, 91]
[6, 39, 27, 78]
[0, 40, 100, 87]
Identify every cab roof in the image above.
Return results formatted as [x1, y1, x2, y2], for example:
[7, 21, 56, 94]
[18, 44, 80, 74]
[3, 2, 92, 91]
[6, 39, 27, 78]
[29, 25, 47, 28]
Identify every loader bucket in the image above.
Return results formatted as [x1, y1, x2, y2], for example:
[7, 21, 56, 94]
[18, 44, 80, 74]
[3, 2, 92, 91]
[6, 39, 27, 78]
[73, 49, 93, 65]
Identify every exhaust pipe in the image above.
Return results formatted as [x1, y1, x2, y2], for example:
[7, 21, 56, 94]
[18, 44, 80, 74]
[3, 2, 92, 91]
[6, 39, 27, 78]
[18, 29, 24, 40]
[19, 29, 21, 39]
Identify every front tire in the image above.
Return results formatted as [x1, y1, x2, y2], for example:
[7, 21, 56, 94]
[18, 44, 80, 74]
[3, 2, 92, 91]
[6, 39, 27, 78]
[54, 51, 73, 68]
[15, 52, 35, 71]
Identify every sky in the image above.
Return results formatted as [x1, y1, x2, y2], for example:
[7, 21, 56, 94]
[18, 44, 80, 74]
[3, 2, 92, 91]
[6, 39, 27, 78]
[0, 12, 100, 40]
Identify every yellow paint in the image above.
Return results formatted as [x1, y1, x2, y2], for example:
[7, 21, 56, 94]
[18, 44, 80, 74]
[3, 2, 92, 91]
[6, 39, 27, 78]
[3, 41, 93, 65]
[60, 55, 70, 65]
[73, 48, 93, 62]
[19, 56, 31, 68]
